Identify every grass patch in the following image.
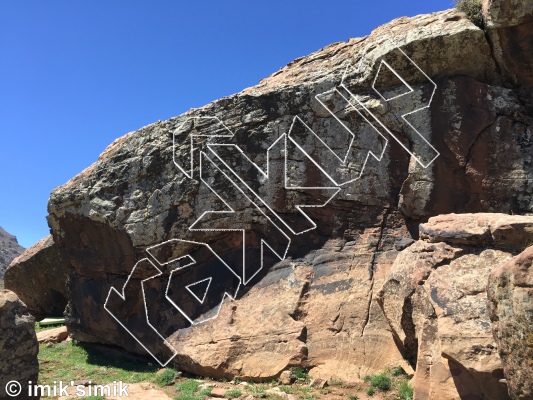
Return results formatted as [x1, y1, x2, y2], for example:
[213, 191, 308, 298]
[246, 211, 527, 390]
[175, 380, 204, 400]
[224, 388, 242, 398]
[246, 384, 268, 396]
[397, 379, 414, 400]
[456, 0, 484, 28]
[366, 386, 375, 396]
[39, 341, 159, 385]
[370, 373, 391, 391]
[347, 395, 359, 400]
[0, 280, 4, 290]
[292, 367, 309, 382]
[154, 368, 177, 387]
[329, 377, 344, 386]
[279, 385, 296, 394]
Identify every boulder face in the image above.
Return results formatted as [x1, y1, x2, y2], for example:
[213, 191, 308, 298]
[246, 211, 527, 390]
[43, 0, 533, 394]
[5, 235, 69, 321]
[0, 226, 25, 280]
[378, 213, 533, 400]
[488, 245, 533, 400]
[0, 290, 39, 400]
[483, 0, 533, 87]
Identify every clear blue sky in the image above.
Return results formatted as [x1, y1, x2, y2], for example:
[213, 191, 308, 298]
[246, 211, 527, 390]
[0, 1, 453, 248]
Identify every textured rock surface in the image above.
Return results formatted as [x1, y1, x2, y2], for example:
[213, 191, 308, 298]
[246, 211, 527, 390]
[0, 290, 39, 399]
[0, 226, 24, 279]
[377, 213, 533, 400]
[488, 245, 533, 400]
[483, 0, 533, 88]
[36, 326, 68, 344]
[5, 235, 69, 320]
[483, 0, 533, 28]
[43, 2, 533, 393]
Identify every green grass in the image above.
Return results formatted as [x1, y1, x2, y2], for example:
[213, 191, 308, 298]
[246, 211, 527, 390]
[397, 379, 414, 400]
[370, 373, 391, 391]
[175, 380, 206, 400]
[347, 395, 359, 400]
[39, 341, 159, 385]
[224, 389, 242, 398]
[246, 384, 268, 396]
[154, 368, 177, 387]
[292, 367, 309, 382]
[0, 280, 4, 290]
[279, 385, 296, 394]
[366, 386, 375, 396]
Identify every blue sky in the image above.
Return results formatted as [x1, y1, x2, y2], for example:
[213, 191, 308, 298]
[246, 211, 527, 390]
[0, 1, 453, 248]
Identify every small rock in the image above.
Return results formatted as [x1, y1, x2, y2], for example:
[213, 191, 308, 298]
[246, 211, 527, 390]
[309, 378, 327, 389]
[37, 326, 69, 343]
[244, 396, 255, 400]
[156, 368, 168, 375]
[239, 381, 249, 386]
[210, 388, 227, 398]
[279, 370, 293, 385]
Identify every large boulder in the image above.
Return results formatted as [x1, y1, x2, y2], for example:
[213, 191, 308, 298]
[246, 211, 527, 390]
[377, 213, 533, 399]
[488, 245, 533, 400]
[5, 235, 69, 321]
[44, 2, 533, 390]
[0, 290, 39, 399]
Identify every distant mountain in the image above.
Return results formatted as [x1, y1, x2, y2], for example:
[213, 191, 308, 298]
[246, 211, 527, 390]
[0, 226, 25, 279]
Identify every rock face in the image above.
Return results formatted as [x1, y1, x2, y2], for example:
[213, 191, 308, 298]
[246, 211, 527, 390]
[0, 226, 25, 280]
[41, 0, 533, 396]
[488, 245, 533, 400]
[483, 0, 533, 87]
[5, 235, 69, 321]
[0, 290, 39, 400]
[379, 213, 533, 400]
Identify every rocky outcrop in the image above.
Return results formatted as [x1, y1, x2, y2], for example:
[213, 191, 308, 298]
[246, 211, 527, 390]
[483, 0, 533, 87]
[39, 0, 533, 395]
[488, 245, 533, 400]
[0, 290, 39, 400]
[0, 226, 24, 279]
[5, 235, 69, 321]
[378, 213, 533, 399]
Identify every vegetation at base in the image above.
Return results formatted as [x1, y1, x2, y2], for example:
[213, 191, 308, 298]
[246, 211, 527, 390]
[362, 366, 413, 400]
[224, 389, 242, 398]
[292, 367, 310, 382]
[279, 385, 296, 394]
[39, 341, 159, 385]
[456, 0, 484, 28]
[398, 379, 414, 400]
[38, 341, 415, 400]
[0, 280, 4, 290]
[329, 377, 344, 386]
[154, 368, 177, 387]
[175, 380, 205, 400]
